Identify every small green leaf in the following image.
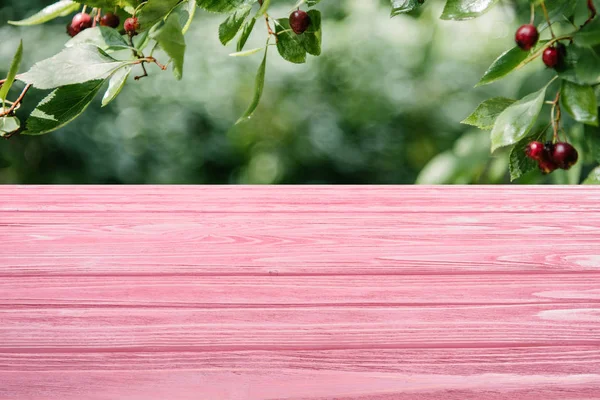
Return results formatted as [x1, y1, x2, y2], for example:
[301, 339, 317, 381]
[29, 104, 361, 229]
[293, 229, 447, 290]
[150, 13, 186, 80]
[477, 46, 529, 87]
[583, 165, 600, 184]
[0, 41, 24, 103]
[574, 17, 600, 47]
[102, 65, 132, 106]
[138, 0, 181, 32]
[219, 5, 252, 45]
[0, 116, 21, 137]
[23, 80, 106, 136]
[390, 0, 423, 16]
[491, 87, 546, 152]
[461, 97, 515, 130]
[561, 80, 598, 126]
[441, 0, 499, 21]
[299, 10, 322, 56]
[196, 0, 258, 13]
[275, 18, 306, 64]
[8, 0, 79, 26]
[509, 130, 545, 181]
[229, 47, 263, 57]
[236, 45, 268, 124]
[237, 18, 256, 52]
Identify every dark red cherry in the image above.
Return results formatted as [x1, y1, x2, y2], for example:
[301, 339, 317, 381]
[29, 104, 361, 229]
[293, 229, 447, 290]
[289, 10, 311, 35]
[515, 24, 539, 51]
[551, 142, 578, 170]
[100, 13, 120, 29]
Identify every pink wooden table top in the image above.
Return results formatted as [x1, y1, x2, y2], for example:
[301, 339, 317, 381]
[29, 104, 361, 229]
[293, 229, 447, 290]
[1, 186, 599, 399]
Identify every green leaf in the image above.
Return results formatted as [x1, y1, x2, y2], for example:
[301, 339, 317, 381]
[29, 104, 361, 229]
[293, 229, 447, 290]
[255, 0, 271, 16]
[102, 65, 132, 106]
[0, 41, 24, 104]
[150, 14, 186, 80]
[583, 165, 600, 184]
[299, 10, 322, 56]
[8, 0, 80, 26]
[561, 80, 598, 126]
[574, 17, 600, 47]
[538, 0, 578, 31]
[20, 45, 131, 90]
[0, 116, 21, 137]
[509, 130, 545, 181]
[196, 0, 258, 13]
[65, 27, 131, 51]
[229, 47, 264, 57]
[181, 0, 197, 34]
[275, 18, 306, 64]
[584, 124, 600, 163]
[477, 46, 529, 87]
[490, 87, 546, 152]
[236, 46, 268, 124]
[138, 0, 182, 32]
[477, 41, 549, 86]
[461, 97, 515, 130]
[219, 4, 253, 45]
[441, 0, 499, 21]
[23, 80, 106, 136]
[558, 45, 600, 85]
[237, 18, 256, 52]
[390, 0, 423, 16]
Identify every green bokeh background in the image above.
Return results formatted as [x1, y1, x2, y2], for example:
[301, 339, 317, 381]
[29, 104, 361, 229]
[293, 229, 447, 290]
[0, 0, 586, 183]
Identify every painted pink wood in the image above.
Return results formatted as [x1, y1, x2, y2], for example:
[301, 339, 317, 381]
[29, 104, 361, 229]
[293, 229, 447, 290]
[0, 186, 599, 399]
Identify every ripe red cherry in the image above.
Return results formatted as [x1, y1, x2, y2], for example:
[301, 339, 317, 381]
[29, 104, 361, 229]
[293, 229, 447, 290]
[536, 142, 558, 174]
[69, 13, 93, 37]
[526, 141, 544, 160]
[515, 24, 539, 51]
[124, 17, 140, 35]
[289, 10, 311, 35]
[100, 12, 120, 28]
[67, 23, 78, 37]
[542, 46, 561, 68]
[552, 142, 578, 169]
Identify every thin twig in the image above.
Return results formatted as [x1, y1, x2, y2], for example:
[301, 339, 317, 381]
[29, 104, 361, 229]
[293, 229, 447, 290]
[0, 84, 32, 117]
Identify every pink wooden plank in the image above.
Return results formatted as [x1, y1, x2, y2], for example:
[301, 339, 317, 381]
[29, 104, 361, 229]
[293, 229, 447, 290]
[0, 186, 599, 399]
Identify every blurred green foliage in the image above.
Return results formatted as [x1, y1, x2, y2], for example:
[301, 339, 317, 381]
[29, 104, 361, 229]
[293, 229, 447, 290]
[0, 0, 580, 183]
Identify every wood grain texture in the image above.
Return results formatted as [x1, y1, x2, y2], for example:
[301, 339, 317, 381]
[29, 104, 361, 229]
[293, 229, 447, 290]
[0, 186, 599, 400]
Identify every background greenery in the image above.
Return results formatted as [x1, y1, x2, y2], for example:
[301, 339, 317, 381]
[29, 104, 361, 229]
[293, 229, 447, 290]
[0, 0, 581, 183]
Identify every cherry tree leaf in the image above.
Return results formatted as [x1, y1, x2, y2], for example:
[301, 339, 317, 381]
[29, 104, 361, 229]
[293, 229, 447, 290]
[102, 65, 132, 106]
[490, 87, 546, 152]
[0, 41, 23, 103]
[8, 0, 79, 26]
[236, 46, 268, 124]
[20, 45, 131, 90]
[150, 14, 186, 80]
[23, 80, 106, 136]
[441, 0, 499, 20]
[462, 97, 515, 130]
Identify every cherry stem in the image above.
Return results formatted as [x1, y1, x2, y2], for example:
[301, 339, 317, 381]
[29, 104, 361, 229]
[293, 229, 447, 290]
[550, 91, 561, 142]
[540, 1, 555, 38]
[582, 0, 597, 27]
[530, 3, 535, 25]
[0, 84, 32, 118]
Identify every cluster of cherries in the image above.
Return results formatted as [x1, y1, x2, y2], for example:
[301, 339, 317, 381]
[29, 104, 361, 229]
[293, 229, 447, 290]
[515, 24, 564, 68]
[67, 12, 139, 37]
[526, 141, 579, 174]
